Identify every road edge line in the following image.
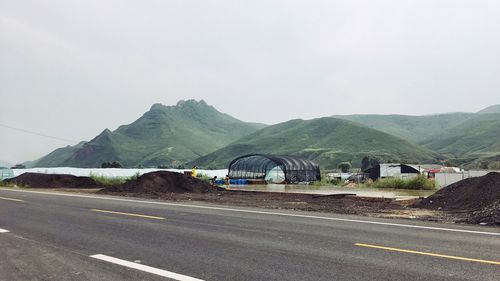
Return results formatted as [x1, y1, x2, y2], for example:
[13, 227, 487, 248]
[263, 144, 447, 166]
[2, 188, 500, 237]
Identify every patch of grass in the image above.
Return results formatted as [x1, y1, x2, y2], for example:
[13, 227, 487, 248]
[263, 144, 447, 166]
[369, 176, 435, 190]
[196, 173, 211, 183]
[89, 173, 130, 185]
[311, 177, 344, 186]
[0, 181, 21, 188]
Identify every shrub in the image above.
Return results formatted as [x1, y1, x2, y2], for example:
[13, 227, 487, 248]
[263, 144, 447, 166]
[371, 175, 435, 190]
[89, 173, 130, 186]
[337, 162, 352, 173]
[196, 173, 211, 183]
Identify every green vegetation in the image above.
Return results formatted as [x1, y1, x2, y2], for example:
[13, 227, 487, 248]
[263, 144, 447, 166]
[361, 156, 380, 171]
[29, 100, 265, 168]
[24, 102, 500, 170]
[195, 173, 212, 183]
[0, 181, 19, 188]
[476, 104, 500, 114]
[334, 106, 500, 169]
[89, 172, 140, 186]
[368, 176, 436, 190]
[311, 176, 344, 187]
[101, 161, 123, 168]
[335, 113, 473, 143]
[191, 117, 439, 169]
[337, 162, 352, 173]
[421, 113, 500, 168]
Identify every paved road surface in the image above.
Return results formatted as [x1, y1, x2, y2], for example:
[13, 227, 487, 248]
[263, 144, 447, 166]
[0, 188, 499, 281]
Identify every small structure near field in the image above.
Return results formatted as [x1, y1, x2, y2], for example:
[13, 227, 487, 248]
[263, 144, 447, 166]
[364, 163, 420, 181]
[228, 154, 321, 184]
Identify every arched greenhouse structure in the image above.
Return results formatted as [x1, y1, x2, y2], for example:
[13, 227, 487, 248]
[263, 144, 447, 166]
[228, 154, 321, 183]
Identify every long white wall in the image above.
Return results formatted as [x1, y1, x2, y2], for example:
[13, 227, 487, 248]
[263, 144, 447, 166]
[434, 170, 500, 187]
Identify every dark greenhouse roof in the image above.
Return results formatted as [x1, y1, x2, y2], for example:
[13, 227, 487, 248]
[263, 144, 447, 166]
[228, 154, 321, 183]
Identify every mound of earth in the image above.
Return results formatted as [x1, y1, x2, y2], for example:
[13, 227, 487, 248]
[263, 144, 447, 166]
[101, 171, 215, 194]
[462, 201, 500, 226]
[2, 173, 101, 189]
[413, 172, 500, 225]
[413, 172, 500, 211]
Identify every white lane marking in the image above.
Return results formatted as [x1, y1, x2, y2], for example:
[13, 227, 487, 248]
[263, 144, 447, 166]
[2, 188, 500, 237]
[0, 228, 10, 233]
[90, 254, 204, 281]
[0, 196, 24, 202]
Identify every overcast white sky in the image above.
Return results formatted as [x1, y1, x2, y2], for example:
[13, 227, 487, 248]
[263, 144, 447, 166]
[1, 0, 500, 164]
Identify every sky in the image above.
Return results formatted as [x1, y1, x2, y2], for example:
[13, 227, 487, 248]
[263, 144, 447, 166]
[1, 0, 500, 164]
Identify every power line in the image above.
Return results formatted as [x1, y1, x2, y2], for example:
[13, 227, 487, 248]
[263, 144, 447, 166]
[0, 123, 78, 143]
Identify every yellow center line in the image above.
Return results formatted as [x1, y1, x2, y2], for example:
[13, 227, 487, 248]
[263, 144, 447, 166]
[90, 209, 165, 220]
[355, 243, 500, 266]
[0, 196, 24, 202]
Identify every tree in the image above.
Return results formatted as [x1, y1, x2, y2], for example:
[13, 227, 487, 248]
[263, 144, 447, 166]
[370, 157, 381, 168]
[443, 159, 455, 167]
[361, 157, 370, 171]
[338, 162, 352, 173]
[110, 161, 123, 168]
[10, 164, 26, 169]
[361, 156, 381, 171]
[101, 161, 123, 168]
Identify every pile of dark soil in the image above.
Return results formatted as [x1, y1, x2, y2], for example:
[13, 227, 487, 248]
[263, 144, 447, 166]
[2, 173, 101, 189]
[413, 172, 500, 225]
[101, 171, 215, 194]
[462, 201, 500, 226]
[414, 172, 500, 211]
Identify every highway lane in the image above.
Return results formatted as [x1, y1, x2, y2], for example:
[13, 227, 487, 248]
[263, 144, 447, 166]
[0, 188, 499, 281]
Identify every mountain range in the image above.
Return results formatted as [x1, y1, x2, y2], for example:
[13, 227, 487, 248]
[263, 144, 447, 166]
[190, 117, 439, 169]
[28, 100, 500, 170]
[29, 100, 264, 168]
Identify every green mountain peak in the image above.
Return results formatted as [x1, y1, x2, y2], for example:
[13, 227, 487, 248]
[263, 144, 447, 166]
[30, 100, 265, 168]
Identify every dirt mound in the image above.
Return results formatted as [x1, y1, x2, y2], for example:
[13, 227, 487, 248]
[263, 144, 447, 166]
[462, 201, 500, 226]
[3, 173, 102, 189]
[414, 172, 500, 212]
[101, 171, 215, 194]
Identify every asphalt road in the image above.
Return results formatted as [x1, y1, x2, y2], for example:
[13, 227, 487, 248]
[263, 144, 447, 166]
[0, 188, 499, 281]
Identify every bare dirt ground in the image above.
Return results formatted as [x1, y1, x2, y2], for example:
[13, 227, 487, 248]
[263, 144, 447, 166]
[102, 189, 453, 221]
[3, 171, 499, 226]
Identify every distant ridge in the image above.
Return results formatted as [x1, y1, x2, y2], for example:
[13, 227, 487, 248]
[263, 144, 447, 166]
[191, 117, 440, 169]
[334, 113, 473, 143]
[335, 105, 500, 168]
[477, 104, 500, 114]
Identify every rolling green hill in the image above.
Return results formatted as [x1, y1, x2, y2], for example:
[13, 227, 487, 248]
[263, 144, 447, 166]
[30, 100, 266, 168]
[335, 113, 473, 143]
[420, 113, 500, 168]
[191, 117, 440, 169]
[477, 104, 500, 114]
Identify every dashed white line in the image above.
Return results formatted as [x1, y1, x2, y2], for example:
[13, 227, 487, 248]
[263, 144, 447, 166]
[2, 188, 500, 237]
[90, 254, 204, 281]
[0, 196, 24, 202]
[0, 228, 9, 233]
